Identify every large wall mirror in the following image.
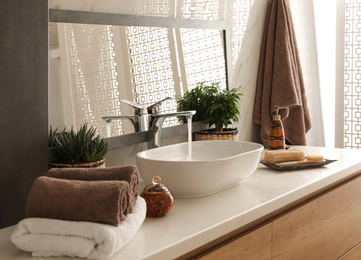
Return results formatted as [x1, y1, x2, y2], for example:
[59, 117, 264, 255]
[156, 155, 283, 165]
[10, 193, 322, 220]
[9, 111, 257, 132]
[49, 9, 230, 139]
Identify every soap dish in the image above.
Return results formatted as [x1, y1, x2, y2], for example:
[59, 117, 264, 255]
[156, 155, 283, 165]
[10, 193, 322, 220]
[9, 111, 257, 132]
[260, 159, 337, 171]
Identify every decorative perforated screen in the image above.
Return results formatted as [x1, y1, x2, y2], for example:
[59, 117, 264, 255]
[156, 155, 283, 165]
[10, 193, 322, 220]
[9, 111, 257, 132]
[181, 0, 220, 20]
[63, 23, 123, 137]
[127, 26, 177, 127]
[344, 0, 361, 149]
[131, 0, 170, 17]
[231, 0, 254, 68]
[180, 28, 226, 89]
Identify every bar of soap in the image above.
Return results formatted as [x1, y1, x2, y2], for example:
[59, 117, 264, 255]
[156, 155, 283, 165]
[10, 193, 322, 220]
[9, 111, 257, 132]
[263, 149, 305, 164]
[306, 154, 324, 163]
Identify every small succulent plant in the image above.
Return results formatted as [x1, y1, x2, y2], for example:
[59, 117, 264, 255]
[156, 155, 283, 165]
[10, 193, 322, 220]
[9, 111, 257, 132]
[49, 124, 109, 163]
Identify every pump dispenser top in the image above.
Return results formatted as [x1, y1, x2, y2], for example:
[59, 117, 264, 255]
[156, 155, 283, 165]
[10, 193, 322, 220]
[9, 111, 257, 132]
[273, 106, 281, 121]
[268, 106, 285, 150]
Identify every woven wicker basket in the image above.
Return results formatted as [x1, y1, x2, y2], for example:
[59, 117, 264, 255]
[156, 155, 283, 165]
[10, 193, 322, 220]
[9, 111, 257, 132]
[195, 128, 239, 141]
[49, 158, 106, 168]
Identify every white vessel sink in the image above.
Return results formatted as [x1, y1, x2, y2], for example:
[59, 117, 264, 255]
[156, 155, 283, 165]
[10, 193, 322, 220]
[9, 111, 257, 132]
[136, 140, 264, 198]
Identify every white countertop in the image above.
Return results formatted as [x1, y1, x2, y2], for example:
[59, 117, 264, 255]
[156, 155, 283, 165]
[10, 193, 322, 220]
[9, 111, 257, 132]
[2, 146, 361, 260]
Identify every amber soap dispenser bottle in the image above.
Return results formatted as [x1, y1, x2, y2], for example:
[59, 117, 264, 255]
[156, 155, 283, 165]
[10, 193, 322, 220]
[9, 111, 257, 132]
[268, 106, 285, 150]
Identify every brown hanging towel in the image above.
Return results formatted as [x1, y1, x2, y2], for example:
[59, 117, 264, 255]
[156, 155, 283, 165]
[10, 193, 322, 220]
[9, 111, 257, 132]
[253, 0, 311, 147]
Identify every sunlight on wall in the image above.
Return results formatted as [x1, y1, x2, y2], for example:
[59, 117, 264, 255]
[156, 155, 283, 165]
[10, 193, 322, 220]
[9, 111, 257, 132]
[313, 0, 336, 148]
[290, 0, 325, 147]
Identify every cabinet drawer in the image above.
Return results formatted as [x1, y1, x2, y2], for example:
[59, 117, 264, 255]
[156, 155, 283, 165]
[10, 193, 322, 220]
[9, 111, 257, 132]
[197, 223, 272, 260]
[339, 242, 361, 260]
[272, 176, 361, 259]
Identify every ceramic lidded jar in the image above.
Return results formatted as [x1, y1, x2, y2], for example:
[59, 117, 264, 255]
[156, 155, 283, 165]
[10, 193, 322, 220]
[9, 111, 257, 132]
[141, 176, 174, 217]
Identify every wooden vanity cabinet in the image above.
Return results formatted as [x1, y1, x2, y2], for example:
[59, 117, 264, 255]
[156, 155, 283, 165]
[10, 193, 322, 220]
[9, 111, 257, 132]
[194, 175, 361, 260]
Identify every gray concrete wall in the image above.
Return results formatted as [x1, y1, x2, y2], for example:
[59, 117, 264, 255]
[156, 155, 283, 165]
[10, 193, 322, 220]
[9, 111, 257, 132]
[0, 0, 48, 228]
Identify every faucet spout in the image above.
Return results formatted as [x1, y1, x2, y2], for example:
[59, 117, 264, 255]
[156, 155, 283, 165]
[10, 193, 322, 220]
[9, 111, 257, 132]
[148, 110, 196, 149]
[153, 111, 196, 118]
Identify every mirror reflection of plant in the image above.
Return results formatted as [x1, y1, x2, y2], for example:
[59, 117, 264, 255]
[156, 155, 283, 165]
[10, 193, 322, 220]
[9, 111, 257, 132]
[176, 81, 244, 132]
[49, 124, 109, 163]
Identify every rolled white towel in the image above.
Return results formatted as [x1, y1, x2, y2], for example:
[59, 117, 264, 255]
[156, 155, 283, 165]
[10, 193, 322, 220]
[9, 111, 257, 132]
[11, 197, 146, 260]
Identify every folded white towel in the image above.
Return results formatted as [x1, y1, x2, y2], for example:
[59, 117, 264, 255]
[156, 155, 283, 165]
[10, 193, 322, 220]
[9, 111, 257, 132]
[11, 197, 146, 260]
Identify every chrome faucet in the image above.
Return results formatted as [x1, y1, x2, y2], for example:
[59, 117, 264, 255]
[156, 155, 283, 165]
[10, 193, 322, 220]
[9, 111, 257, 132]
[102, 97, 195, 148]
[148, 110, 196, 149]
[102, 99, 152, 132]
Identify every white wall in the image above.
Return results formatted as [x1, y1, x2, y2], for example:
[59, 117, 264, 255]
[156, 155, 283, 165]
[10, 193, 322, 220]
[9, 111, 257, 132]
[232, 0, 269, 144]
[335, 0, 345, 148]
[235, 0, 325, 147]
[312, 0, 337, 148]
[290, 0, 324, 147]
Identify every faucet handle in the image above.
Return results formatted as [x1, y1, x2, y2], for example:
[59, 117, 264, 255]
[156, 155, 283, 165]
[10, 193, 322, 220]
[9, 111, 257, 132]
[147, 97, 173, 114]
[120, 100, 147, 115]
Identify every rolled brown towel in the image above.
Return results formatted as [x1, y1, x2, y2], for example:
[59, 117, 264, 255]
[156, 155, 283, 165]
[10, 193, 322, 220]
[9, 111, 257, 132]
[46, 166, 139, 213]
[26, 176, 130, 226]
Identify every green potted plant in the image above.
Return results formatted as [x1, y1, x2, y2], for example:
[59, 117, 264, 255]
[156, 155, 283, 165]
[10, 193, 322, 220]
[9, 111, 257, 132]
[176, 81, 244, 141]
[49, 123, 109, 168]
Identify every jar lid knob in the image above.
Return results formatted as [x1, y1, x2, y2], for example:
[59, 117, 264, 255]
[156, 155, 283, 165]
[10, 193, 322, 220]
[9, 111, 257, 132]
[152, 176, 161, 185]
